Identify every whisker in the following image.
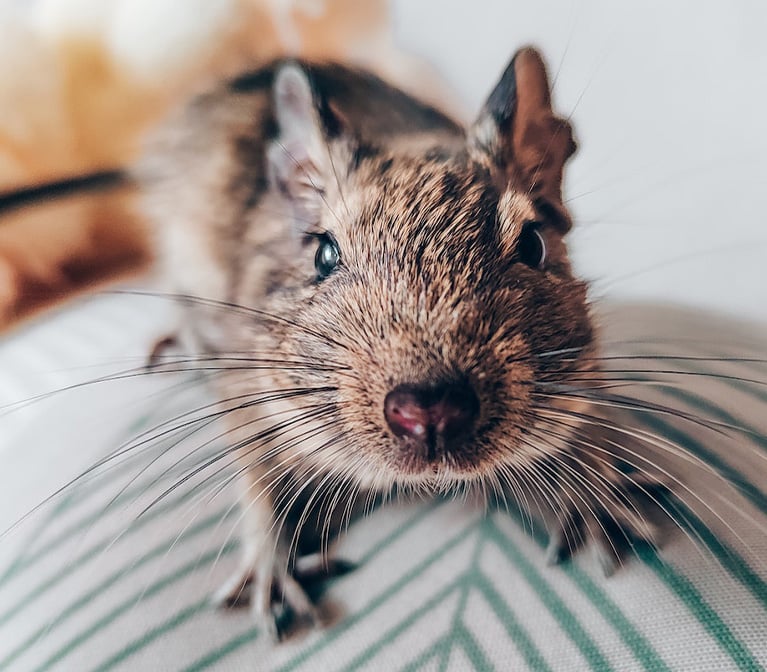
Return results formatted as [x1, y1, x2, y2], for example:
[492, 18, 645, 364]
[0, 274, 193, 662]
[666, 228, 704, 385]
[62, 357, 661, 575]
[536, 452, 628, 564]
[104, 392, 336, 519]
[541, 368, 767, 388]
[531, 405, 745, 496]
[0, 356, 347, 418]
[99, 406, 337, 564]
[109, 289, 351, 352]
[534, 389, 764, 444]
[530, 423, 681, 539]
[532, 407, 767, 552]
[203, 419, 343, 589]
[134, 406, 337, 520]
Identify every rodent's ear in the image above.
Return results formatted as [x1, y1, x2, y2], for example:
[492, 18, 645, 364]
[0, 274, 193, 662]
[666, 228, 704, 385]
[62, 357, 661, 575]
[469, 47, 576, 231]
[267, 64, 332, 228]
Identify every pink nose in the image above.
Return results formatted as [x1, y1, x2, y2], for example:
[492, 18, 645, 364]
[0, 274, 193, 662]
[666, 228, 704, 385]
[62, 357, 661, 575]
[383, 381, 479, 450]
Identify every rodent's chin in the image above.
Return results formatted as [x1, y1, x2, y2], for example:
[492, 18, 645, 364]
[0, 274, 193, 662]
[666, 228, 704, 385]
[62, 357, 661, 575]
[381, 450, 495, 487]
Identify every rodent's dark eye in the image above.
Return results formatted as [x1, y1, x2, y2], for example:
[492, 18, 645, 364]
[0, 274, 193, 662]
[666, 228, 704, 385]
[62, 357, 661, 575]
[314, 233, 340, 280]
[518, 222, 546, 269]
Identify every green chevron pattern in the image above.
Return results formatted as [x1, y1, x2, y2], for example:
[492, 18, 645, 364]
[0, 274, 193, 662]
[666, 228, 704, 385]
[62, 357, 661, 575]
[1, 318, 766, 671]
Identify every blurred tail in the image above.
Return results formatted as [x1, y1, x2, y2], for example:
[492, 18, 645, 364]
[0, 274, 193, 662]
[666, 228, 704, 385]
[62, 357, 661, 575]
[0, 170, 129, 218]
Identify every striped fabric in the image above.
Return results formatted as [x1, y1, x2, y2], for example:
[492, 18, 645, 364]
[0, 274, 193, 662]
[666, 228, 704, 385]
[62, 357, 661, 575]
[0, 294, 765, 671]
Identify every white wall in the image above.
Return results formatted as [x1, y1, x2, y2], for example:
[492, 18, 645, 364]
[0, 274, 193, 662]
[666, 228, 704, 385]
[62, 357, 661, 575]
[391, 0, 767, 323]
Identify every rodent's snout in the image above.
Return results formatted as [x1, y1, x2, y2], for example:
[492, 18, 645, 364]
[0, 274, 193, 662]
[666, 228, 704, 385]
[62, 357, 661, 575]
[383, 380, 480, 460]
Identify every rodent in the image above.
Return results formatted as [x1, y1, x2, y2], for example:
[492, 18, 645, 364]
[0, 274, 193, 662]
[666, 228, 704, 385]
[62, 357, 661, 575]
[1, 47, 669, 640]
[134, 47, 668, 639]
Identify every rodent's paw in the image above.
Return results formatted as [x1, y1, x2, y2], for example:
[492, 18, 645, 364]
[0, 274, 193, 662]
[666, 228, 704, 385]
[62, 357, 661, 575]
[545, 469, 669, 576]
[213, 560, 319, 641]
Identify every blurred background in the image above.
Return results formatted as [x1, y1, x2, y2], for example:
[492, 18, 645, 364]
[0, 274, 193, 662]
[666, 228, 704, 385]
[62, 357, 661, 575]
[0, 0, 765, 327]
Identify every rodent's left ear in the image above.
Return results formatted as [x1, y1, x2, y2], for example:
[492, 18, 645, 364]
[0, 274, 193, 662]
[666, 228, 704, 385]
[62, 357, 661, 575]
[469, 47, 576, 231]
[267, 64, 335, 228]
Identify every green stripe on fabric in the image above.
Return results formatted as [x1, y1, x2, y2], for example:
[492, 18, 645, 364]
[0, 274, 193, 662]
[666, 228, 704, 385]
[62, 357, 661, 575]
[678, 506, 767, 609]
[471, 572, 555, 672]
[495, 460, 764, 671]
[484, 519, 614, 672]
[632, 346, 767, 405]
[399, 636, 447, 672]
[89, 600, 211, 672]
[0, 445, 223, 589]
[456, 624, 495, 671]
[335, 532, 512, 672]
[0, 507, 233, 670]
[170, 501, 655, 672]
[120, 503, 452, 672]
[0, 478, 220, 627]
[275, 522, 477, 672]
[436, 534, 486, 672]
[494, 508, 672, 672]
[32, 543, 237, 672]
[178, 625, 260, 672]
[338, 577, 463, 672]
[495, 498, 766, 672]
[354, 500, 445, 567]
[629, 373, 767, 453]
[628, 411, 767, 513]
[325, 523, 551, 672]
[135, 500, 662, 672]
[636, 545, 763, 672]
[586, 368, 767, 613]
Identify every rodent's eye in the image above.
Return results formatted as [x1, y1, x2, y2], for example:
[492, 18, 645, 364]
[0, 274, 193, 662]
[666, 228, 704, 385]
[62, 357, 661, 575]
[314, 233, 341, 280]
[517, 222, 546, 269]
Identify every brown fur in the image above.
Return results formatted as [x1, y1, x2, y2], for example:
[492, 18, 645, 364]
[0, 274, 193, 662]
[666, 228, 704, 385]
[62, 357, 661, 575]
[140, 53, 665, 637]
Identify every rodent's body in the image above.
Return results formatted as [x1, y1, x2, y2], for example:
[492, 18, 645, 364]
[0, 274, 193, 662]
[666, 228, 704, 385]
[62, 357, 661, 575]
[138, 53, 666, 637]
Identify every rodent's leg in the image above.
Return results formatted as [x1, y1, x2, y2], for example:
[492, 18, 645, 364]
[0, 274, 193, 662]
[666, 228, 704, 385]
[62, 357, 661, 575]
[212, 470, 319, 640]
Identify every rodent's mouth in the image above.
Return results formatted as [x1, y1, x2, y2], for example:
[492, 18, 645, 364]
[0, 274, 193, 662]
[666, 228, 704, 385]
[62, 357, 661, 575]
[382, 440, 496, 484]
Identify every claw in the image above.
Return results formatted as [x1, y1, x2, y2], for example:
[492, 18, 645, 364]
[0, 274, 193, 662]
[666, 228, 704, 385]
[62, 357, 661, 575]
[545, 536, 571, 566]
[213, 570, 254, 609]
[594, 543, 621, 577]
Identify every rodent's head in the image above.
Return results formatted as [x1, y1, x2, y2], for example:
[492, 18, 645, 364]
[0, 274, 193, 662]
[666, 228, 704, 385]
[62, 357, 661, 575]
[234, 48, 595, 492]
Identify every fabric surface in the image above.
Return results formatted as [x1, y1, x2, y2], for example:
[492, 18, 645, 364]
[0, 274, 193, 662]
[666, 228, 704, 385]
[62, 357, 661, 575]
[0, 293, 765, 671]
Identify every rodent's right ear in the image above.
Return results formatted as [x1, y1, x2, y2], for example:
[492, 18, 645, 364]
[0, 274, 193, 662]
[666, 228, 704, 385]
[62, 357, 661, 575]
[469, 47, 576, 232]
[267, 64, 332, 228]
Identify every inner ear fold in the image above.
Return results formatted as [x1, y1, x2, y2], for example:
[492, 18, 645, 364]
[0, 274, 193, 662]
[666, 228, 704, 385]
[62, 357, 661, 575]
[470, 47, 576, 232]
[267, 64, 331, 227]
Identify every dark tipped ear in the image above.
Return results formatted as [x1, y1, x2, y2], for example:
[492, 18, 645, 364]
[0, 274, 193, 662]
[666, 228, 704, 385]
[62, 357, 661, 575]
[267, 64, 334, 227]
[470, 47, 576, 231]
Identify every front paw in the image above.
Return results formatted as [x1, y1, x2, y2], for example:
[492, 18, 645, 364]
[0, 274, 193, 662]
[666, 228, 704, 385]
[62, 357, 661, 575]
[213, 559, 319, 641]
[545, 466, 669, 575]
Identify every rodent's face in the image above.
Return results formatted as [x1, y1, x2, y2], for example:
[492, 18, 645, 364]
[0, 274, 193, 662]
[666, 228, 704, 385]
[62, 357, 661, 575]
[236, 148, 594, 489]
[231, 51, 594, 491]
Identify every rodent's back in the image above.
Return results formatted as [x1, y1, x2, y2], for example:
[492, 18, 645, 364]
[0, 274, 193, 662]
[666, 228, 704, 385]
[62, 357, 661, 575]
[229, 62, 463, 142]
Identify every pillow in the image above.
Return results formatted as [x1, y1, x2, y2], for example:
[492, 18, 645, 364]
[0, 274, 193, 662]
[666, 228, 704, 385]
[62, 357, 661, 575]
[0, 294, 765, 671]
